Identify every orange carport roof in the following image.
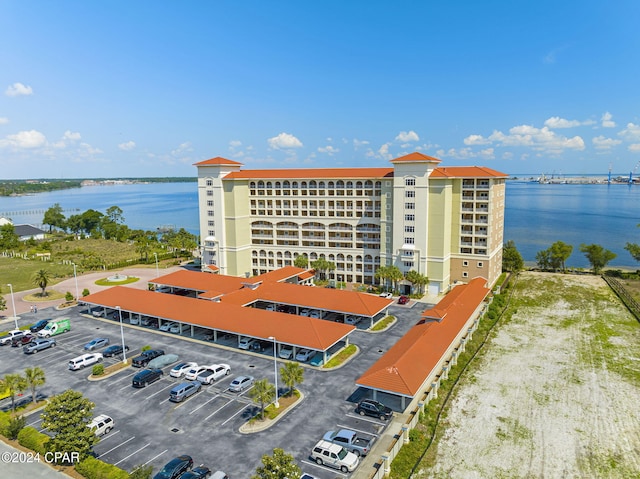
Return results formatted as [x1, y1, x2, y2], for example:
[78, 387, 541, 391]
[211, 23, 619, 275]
[82, 287, 354, 350]
[222, 281, 392, 317]
[152, 270, 246, 294]
[356, 278, 490, 397]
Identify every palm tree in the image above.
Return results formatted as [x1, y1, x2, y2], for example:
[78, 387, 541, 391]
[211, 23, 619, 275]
[249, 378, 275, 420]
[280, 362, 304, 397]
[293, 255, 308, 268]
[375, 265, 390, 291]
[0, 373, 27, 411]
[387, 266, 404, 294]
[32, 269, 50, 297]
[24, 367, 46, 404]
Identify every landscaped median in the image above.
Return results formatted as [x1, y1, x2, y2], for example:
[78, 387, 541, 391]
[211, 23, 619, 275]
[87, 359, 131, 381]
[240, 389, 304, 434]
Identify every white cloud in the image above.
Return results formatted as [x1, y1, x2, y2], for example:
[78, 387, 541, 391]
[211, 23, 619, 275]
[118, 140, 136, 151]
[0, 130, 46, 149]
[395, 130, 419, 143]
[229, 140, 242, 148]
[171, 142, 193, 156]
[464, 134, 491, 146]
[0, 117, 8, 125]
[544, 117, 582, 129]
[486, 125, 585, 152]
[318, 145, 340, 155]
[601, 112, 616, 128]
[479, 148, 495, 159]
[353, 138, 369, 149]
[629, 144, 640, 153]
[592, 135, 621, 150]
[378, 142, 392, 160]
[63, 131, 81, 141]
[619, 123, 640, 141]
[5, 82, 33, 97]
[267, 132, 303, 150]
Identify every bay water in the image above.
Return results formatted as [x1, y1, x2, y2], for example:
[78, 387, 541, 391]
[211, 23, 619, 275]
[1, 181, 639, 269]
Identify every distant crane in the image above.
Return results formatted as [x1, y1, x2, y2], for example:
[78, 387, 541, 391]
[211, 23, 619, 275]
[608, 163, 612, 184]
[630, 161, 640, 184]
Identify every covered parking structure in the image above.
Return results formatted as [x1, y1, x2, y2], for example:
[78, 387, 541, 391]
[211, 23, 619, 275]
[355, 277, 491, 410]
[81, 286, 355, 365]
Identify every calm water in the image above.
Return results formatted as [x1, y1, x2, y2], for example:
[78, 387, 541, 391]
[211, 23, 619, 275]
[1, 181, 639, 269]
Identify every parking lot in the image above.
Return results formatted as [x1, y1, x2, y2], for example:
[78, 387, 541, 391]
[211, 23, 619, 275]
[0, 299, 428, 478]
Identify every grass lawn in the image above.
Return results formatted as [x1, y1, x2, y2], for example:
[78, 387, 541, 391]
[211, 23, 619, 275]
[0, 257, 73, 292]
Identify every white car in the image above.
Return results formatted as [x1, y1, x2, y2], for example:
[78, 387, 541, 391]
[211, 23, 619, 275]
[169, 322, 188, 334]
[185, 365, 212, 381]
[265, 304, 276, 311]
[170, 362, 198, 378]
[300, 309, 311, 317]
[238, 337, 258, 350]
[196, 364, 230, 384]
[68, 353, 103, 370]
[159, 322, 174, 332]
[345, 315, 361, 325]
[129, 316, 140, 325]
[309, 310, 321, 319]
[0, 330, 26, 346]
[295, 349, 314, 362]
[279, 345, 294, 359]
[379, 292, 393, 299]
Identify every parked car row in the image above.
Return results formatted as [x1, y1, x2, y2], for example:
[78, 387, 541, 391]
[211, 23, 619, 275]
[153, 454, 226, 479]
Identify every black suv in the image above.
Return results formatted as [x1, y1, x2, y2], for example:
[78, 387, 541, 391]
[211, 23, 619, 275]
[103, 344, 130, 357]
[131, 349, 165, 368]
[153, 454, 193, 479]
[29, 319, 49, 333]
[355, 399, 393, 420]
[132, 368, 164, 388]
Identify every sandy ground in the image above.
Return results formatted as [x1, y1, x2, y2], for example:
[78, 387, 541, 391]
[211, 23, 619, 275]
[416, 272, 640, 479]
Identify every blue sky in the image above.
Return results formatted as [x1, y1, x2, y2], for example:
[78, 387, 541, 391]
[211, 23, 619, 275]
[1, 1, 640, 179]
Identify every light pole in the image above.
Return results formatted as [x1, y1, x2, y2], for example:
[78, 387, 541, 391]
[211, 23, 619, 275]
[116, 306, 127, 363]
[268, 336, 279, 408]
[153, 252, 159, 278]
[72, 262, 79, 301]
[7, 283, 18, 329]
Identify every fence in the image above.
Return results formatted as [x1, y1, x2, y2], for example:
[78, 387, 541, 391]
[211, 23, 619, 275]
[602, 275, 640, 322]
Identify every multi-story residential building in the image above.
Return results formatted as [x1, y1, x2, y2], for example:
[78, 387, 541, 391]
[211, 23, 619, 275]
[195, 152, 507, 294]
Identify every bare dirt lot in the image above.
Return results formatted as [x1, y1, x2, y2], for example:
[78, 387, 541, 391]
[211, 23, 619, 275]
[417, 272, 640, 479]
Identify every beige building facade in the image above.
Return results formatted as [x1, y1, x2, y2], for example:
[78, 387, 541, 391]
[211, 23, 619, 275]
[195, 152, 507, 294]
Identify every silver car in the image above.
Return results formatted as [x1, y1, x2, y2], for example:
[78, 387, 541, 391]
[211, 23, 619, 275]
[228, 375, 254, 392]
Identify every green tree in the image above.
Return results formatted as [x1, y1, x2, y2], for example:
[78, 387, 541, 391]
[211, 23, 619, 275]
[502, 240, 524, 273]
[0, 373, 27, 412]
[0, 294, 6, 313]
[387, 265, 404, 293]
[24, 367, 46, 404]
[280, 362, 304, 396]
[624, 224, 640, 265]
[311, 257, 335, 281]
[105, 205, 125, 225]
[549, 240, 573, 272]
[249, 378, 275, 420]
[32, 269, 51, 297]
[40, 389, 99, 462]
[375, 265, 391, 290]
[579, 243, 616, 274]
[66, 214, 83, 235]
[80, 209, 104, 236]
[535, 248, 552, 270]
[0, 223, 20, 249]
[136, 236, 152, 262]
[251, 448, 301, 479]
[42, 203, 66, 232]
[405, 270, 429, 294]
[293, 255, 308, 268]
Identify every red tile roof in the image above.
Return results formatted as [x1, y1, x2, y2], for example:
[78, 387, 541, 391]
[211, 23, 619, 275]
[249, 266, 312, 284]
[390, 152, 442, 163]
[154, 270, 246, 294]
[82, 287, 354, 350]
[430, 166, 508, 178]
[356, 278, 490, 397]
[223, 168, 394, 180]
[193, 157, 243, 166]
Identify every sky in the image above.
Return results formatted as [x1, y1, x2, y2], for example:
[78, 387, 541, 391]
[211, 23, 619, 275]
[1, 1, 640, 179]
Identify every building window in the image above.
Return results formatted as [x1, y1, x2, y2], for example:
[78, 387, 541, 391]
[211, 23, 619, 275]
[208, 230, 215, 236]
[404, 237, 415, 244]
[405, 190, 415, 198]
[463, 260, 468, 267]
[404, 226, 415, 233]
[206, 190, 213, 196]
[208, 220, 215, 227]
[207, 210, 214, 217]
[405, 178, 415, 186]
[405, 214, 415, 221]
[462, 271, 469, 278]
[405, 202, 415, 210]
[403, 261, 414, 268]
[206, 179, 213, 187]
[207, 200, 214, 206]
[477, 262, 484, 268]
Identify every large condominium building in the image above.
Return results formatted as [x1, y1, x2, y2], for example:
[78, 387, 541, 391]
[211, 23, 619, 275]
[194, 152, 507, 294]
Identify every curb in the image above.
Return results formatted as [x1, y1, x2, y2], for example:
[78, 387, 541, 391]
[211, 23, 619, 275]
[238, 390, 305, 434]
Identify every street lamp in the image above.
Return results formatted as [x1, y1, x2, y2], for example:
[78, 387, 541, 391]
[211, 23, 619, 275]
[268, 336, 279, 408]
[153, 252, 159, 278]
[6, 283, 18, 329]
[72, 262, 79, 301]
[116, 306, 127, 363]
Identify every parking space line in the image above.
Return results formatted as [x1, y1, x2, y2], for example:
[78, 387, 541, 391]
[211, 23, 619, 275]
[98, 435, 136, 457]
[220, 403, 247, 426]
[27, 418, 42, 427]
[97, 430, 121, 442]
[188, 393, 219, 414]
[113, 443, 150, 466]
[119, 383, 133, 391]
[203, 399, 233, 421]
[345, 413, 387, 427]
[337, 423, 379, 437]
[301, 459, 348, 477]
[142, 449, 168, 467]
[146, 384, 173, 399]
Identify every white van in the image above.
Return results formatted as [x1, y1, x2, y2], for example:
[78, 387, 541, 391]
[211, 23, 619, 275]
[68, 353, 103, 370]
[310, 439, 359, 473]
[88, 414, 114, 436]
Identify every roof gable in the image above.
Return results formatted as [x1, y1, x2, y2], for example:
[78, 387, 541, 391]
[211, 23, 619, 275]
[390, 152, 442, 163]
[193, 157, 243, 167]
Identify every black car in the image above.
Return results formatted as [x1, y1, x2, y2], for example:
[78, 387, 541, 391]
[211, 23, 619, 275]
[131, 349, 165, 367]
[103, 344, 130, 357]
[179, 466, 211, 479]
[355, 399, 393, 420]
[29, 319, 49, 333]
[132, 368, 164, 388]
[153, 455, 193, 479]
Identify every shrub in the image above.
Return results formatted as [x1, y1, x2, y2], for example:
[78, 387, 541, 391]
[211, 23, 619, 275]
[92, 364, 104, 376]
[75, 456, 129, 479]
[5, 415, 26, 440]
[0, 410, 11, 437]
[141, 345, 151, 352]
[17, 426, 49, 454]
[82, 288, 90, 297]
[65, 291, 74, 301]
